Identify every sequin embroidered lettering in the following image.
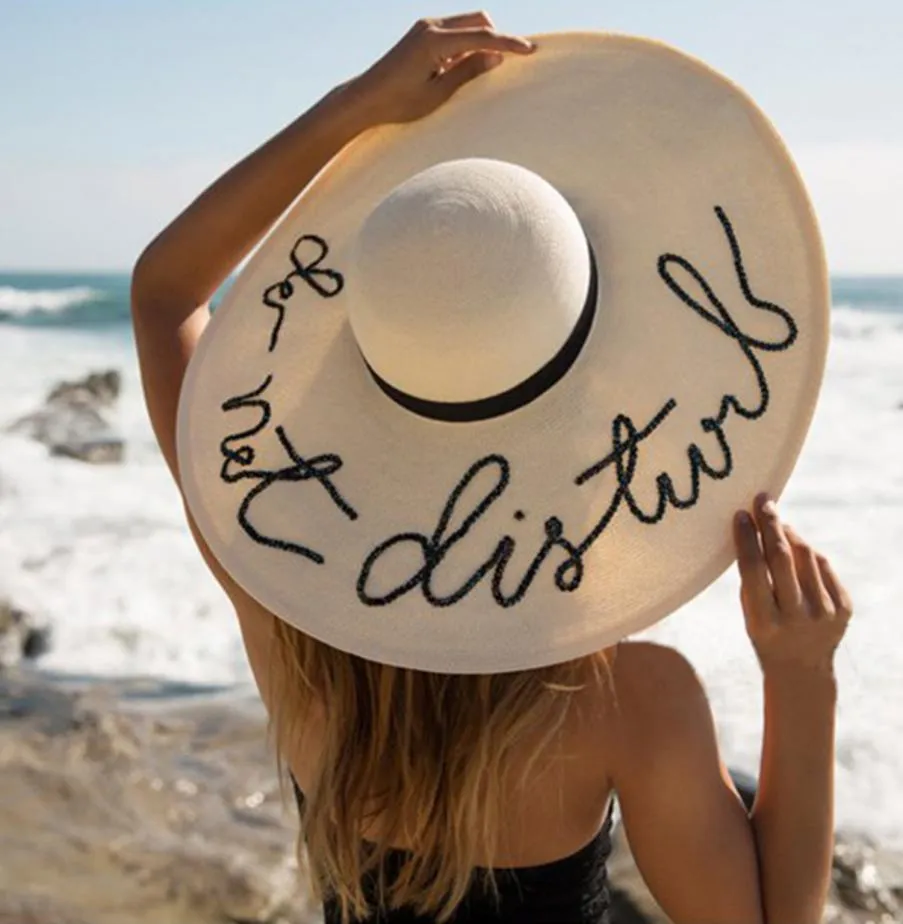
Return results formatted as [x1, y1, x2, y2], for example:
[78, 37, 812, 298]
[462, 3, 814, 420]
[219, 374, 357, 564]
[262, 234, 344, 352]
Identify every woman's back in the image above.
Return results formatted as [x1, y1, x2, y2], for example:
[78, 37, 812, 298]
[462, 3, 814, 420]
[237, 589, 763, 922]
[281, 635, 621, 924]
[285, 647, 617, 868]
[293, 779, 616, 924]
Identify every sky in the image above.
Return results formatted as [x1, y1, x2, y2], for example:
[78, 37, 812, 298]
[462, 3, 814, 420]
[1, 0, 901, 274]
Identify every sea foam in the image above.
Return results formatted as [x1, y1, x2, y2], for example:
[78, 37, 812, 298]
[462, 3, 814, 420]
[0, 285, 102, 318]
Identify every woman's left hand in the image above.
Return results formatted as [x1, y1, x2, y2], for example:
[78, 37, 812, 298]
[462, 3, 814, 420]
[346, 12, 535, 125]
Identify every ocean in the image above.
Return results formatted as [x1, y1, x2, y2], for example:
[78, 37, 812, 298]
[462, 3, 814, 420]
[1, 271, 902, 847]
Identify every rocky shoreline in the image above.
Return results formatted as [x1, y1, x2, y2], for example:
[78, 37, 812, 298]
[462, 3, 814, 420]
[5, 369, 125, 465]
[1, 668, 901, 924]
[0, 670, 315, 924]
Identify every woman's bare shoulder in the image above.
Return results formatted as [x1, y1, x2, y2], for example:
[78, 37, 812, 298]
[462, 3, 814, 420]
[611, 640, 703, 695]
[564, 642, 703, 771]
[602, 641, 711, 752]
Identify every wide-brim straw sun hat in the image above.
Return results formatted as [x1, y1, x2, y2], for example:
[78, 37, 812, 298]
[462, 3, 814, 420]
[177, 32, 829, 673]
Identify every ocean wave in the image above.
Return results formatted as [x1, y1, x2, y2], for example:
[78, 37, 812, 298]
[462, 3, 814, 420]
[0, 285, 103, 318]
[831, 303, 903, 339]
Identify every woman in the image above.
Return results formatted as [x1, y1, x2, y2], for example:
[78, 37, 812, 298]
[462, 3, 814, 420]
[131, 14, 851, 924]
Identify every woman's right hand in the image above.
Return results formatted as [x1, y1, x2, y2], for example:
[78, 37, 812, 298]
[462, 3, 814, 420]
[345, 12, 535, 126]
[733, 494, 853, 676]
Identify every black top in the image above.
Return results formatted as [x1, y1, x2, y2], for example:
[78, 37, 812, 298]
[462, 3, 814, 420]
[292, 780, 613, 924]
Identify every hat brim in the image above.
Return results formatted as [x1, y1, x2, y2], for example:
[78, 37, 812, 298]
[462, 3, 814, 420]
[177, 33, 828, 673]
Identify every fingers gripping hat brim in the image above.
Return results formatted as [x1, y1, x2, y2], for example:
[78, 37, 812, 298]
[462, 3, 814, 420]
[177, 33, 829, 673]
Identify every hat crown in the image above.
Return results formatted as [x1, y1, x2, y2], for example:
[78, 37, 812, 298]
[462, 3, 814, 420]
[347, 159, 593, 404]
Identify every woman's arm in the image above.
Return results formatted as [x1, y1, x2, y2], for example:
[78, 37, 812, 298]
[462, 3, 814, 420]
[611, 640, 765, 924]
[615, 495, 851, 924]
[741, 502, 851, 924]
[751, 665, 837, 924]
[130, 13, 534, 481]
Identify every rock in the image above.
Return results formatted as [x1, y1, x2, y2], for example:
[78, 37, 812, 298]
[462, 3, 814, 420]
[49, 437, 125, 464]
[46, 370, 121, 407]
[0, 599, 51, 669]
[610, 887, 658, 924]
[111, 842, 302, 923]
[5, 368, 124, 464]
[21, 623, 52, 660]
[7, 401, 108, 444]
[0, 894, 92, 924]
[831, 832, 903, 919]
[0, 671, 320, 924]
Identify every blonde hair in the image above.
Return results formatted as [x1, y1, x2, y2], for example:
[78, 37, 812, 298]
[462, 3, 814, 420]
[268, 618, 612, 923]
